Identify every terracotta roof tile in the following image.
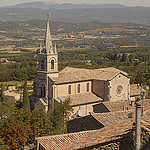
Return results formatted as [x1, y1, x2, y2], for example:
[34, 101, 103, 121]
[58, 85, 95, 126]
[55, 92, 103, 106]
[91, 110, 135, 127]
[130, 87, 143, 96]
[36, 118, 134, 150]
[52, 67, 128, 84]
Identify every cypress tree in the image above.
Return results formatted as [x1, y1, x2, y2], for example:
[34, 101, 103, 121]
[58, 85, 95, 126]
[0, 84, 5, 102]
[121, 53, 127, 62]
[23, 78, 30, 112]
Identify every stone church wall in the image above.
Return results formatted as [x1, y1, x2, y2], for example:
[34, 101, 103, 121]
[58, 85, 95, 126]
[110, 73, 129, 102]
[92, 80, 109, 101]
[72, 102, 100, 117]
[57, 81, 92, 97]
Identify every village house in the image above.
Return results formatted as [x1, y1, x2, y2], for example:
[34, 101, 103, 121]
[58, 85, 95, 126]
[4, 91, 20, 101]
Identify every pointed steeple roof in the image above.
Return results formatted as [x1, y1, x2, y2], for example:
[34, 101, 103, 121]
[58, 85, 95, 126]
[45, 14, 53, 54]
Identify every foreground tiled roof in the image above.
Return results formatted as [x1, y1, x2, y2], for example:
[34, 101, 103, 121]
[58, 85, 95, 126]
[67, 110, 135, 133]
[99, 100, 134, 112]
[143, 99, 150, 110]
[55, 92, 103, 106]
[52, 67, 128, 84]
[36, 118, 134, 150]
[36, 102, 150, 150]
[142, 110, 150, 126]
[91, 110, 135, 127]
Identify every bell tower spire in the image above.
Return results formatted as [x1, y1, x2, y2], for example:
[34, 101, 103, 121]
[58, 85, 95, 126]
[45, 14, 53, 54]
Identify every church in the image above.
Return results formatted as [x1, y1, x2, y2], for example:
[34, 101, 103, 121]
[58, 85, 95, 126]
[30, 16, 131, 116]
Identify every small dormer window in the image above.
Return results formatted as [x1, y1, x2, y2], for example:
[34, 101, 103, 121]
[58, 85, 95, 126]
[87, 83, 89, 92]
[68, 85, 71, 94]
[77, 84, 80, 93]
[51, 60, 54, 69]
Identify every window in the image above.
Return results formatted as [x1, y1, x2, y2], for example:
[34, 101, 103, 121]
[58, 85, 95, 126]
[68, 85, 71, 94]
[51, 60, 54, 69]
[87, 83, 89, 92]
[77, 84, 80, 93]
[41, 59, 45, 70]
[116, 85, 123, 95]
[41, 85, 46, 97]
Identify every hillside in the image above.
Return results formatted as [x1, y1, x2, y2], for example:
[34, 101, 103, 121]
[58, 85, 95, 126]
[0, 2, 150, 23]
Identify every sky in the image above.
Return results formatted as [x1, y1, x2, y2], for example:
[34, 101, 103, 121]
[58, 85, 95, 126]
[0, 0, 150, 7]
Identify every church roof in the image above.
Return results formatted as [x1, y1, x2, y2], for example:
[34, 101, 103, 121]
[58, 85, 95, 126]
[55, 92, 103, 106]
[52, 66, 128, 84]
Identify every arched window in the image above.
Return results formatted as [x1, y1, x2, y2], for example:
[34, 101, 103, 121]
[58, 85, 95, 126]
[51, 60, 54, 69]
[68, 85, 71, 94]
[41, 59, 45, 70]
[77, 84, 80, 93]
[41, 85, 46, 98]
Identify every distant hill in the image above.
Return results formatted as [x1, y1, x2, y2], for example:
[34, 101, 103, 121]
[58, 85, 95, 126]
[8, 2, 130, 9]
[0, 2, 150, 24]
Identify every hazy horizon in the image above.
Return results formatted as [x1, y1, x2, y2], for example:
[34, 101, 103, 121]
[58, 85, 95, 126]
[1, 0, 150, 7]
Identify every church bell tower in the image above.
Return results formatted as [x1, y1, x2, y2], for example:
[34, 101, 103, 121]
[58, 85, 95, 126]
[38, 14, 58, 78]
[31, 15, 58, 112]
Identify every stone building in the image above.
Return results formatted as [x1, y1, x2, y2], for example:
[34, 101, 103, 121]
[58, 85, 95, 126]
[30, 16, 131, 115]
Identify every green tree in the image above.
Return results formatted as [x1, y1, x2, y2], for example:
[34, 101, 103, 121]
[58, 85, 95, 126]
[147, 80, 150, 92]
[50, 99, 73, 134]
[13, 108, 31, 123]
[23, 78, 30, 112]
[30, 110, 54, 137]
[121, 53, 127, 62]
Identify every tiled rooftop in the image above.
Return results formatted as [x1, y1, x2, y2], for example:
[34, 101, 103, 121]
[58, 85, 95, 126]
[36, 101, 150, 150]
[67, 110, 135, 133]
[36, 118, 134, 150]
[101, 99, 150, 112]
[143, 99, 150, 110]
[99, 100, 134, 112]
[91, 110, 135, 127]
[142, 109, 150, 129]
[52, 66, 128, 84]
[130, 87, 144, 97]
[55, 92, 103, 106]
